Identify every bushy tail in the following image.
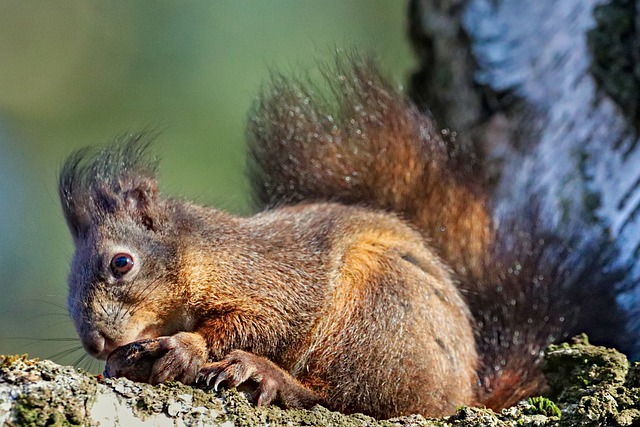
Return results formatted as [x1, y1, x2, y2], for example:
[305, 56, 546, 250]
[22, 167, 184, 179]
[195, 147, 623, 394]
[247, 56, 491, 279]
[245, 56, 624, 409]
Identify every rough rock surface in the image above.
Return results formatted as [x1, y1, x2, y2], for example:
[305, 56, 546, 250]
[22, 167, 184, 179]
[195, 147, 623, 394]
[2, 337, 640, 426]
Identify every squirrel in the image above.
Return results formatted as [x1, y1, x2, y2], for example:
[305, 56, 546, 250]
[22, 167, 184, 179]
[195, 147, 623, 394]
[58, 56, 614, 419]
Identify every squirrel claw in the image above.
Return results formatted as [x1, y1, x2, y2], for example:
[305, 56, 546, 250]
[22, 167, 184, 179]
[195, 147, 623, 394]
[213, 370, 230, 391]
[197, 349, 319, 409]
[198, 367, 233, 391]
[196, 361, 232, 390]
[198, 350, 261, 393]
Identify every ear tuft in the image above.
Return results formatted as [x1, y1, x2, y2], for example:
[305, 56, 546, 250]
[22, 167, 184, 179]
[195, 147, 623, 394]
[59, 132, 162, 239]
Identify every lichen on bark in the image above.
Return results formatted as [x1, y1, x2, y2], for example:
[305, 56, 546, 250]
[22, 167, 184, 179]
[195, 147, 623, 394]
[3, 337, 640, 426]
[542, 335, 640, 426]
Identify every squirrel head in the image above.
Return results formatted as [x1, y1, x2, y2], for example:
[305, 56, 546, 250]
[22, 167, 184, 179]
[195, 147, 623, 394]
[59, 134, 189, 360]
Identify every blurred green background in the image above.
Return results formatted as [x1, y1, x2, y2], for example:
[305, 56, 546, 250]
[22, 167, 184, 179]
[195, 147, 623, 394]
[0, 1, 414, 372]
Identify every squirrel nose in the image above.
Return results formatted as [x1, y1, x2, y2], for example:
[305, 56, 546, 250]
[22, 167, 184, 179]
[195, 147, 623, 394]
[83, 334, 118, 360]
[83, 334, 105, 358]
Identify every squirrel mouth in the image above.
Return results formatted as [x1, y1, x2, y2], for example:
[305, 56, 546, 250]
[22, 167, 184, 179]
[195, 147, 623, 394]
[88, 327, 161, 360]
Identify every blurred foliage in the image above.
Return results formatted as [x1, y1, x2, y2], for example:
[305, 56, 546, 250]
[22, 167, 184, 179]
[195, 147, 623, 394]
[0, 1, 414, 371]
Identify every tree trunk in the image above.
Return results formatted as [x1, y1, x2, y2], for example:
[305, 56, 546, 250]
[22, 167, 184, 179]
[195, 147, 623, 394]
[409, 0, 640, 356]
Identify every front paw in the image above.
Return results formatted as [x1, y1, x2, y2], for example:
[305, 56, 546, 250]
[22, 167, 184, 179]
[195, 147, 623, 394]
[104, 332, 208, 385]
[197, 349, 320, 409]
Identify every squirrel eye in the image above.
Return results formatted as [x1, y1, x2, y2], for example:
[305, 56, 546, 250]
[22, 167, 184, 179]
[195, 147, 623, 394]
[110, 253, 134, 276]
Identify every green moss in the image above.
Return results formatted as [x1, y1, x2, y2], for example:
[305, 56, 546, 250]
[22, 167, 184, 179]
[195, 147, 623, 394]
[14, 395, 83, 427]
[0, 358, 99, 426]
[526, 397, 561, 418]
[544, 334, 629, 402]
[6, 338, 640, 427]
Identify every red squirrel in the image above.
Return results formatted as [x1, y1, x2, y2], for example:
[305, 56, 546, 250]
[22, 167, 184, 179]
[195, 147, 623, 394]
[59, 57, 601, 418]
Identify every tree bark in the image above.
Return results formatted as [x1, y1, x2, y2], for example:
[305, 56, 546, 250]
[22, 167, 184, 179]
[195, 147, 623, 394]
[4, 339, 640, 426]
[409, 0, 640, 356]
[0, 356, 412, 427]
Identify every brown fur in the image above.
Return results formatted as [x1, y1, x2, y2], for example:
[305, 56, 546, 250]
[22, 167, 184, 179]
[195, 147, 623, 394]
[248, 57, 492, 280]
[60, 57, 577, 419]
[246, 57, 577, 410]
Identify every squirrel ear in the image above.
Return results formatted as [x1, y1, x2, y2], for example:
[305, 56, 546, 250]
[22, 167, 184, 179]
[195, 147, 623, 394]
[122, 178, 161, 231]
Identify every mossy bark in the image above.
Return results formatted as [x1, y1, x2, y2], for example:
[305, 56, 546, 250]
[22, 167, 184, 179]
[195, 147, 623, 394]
[3, 339, 640, 426]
